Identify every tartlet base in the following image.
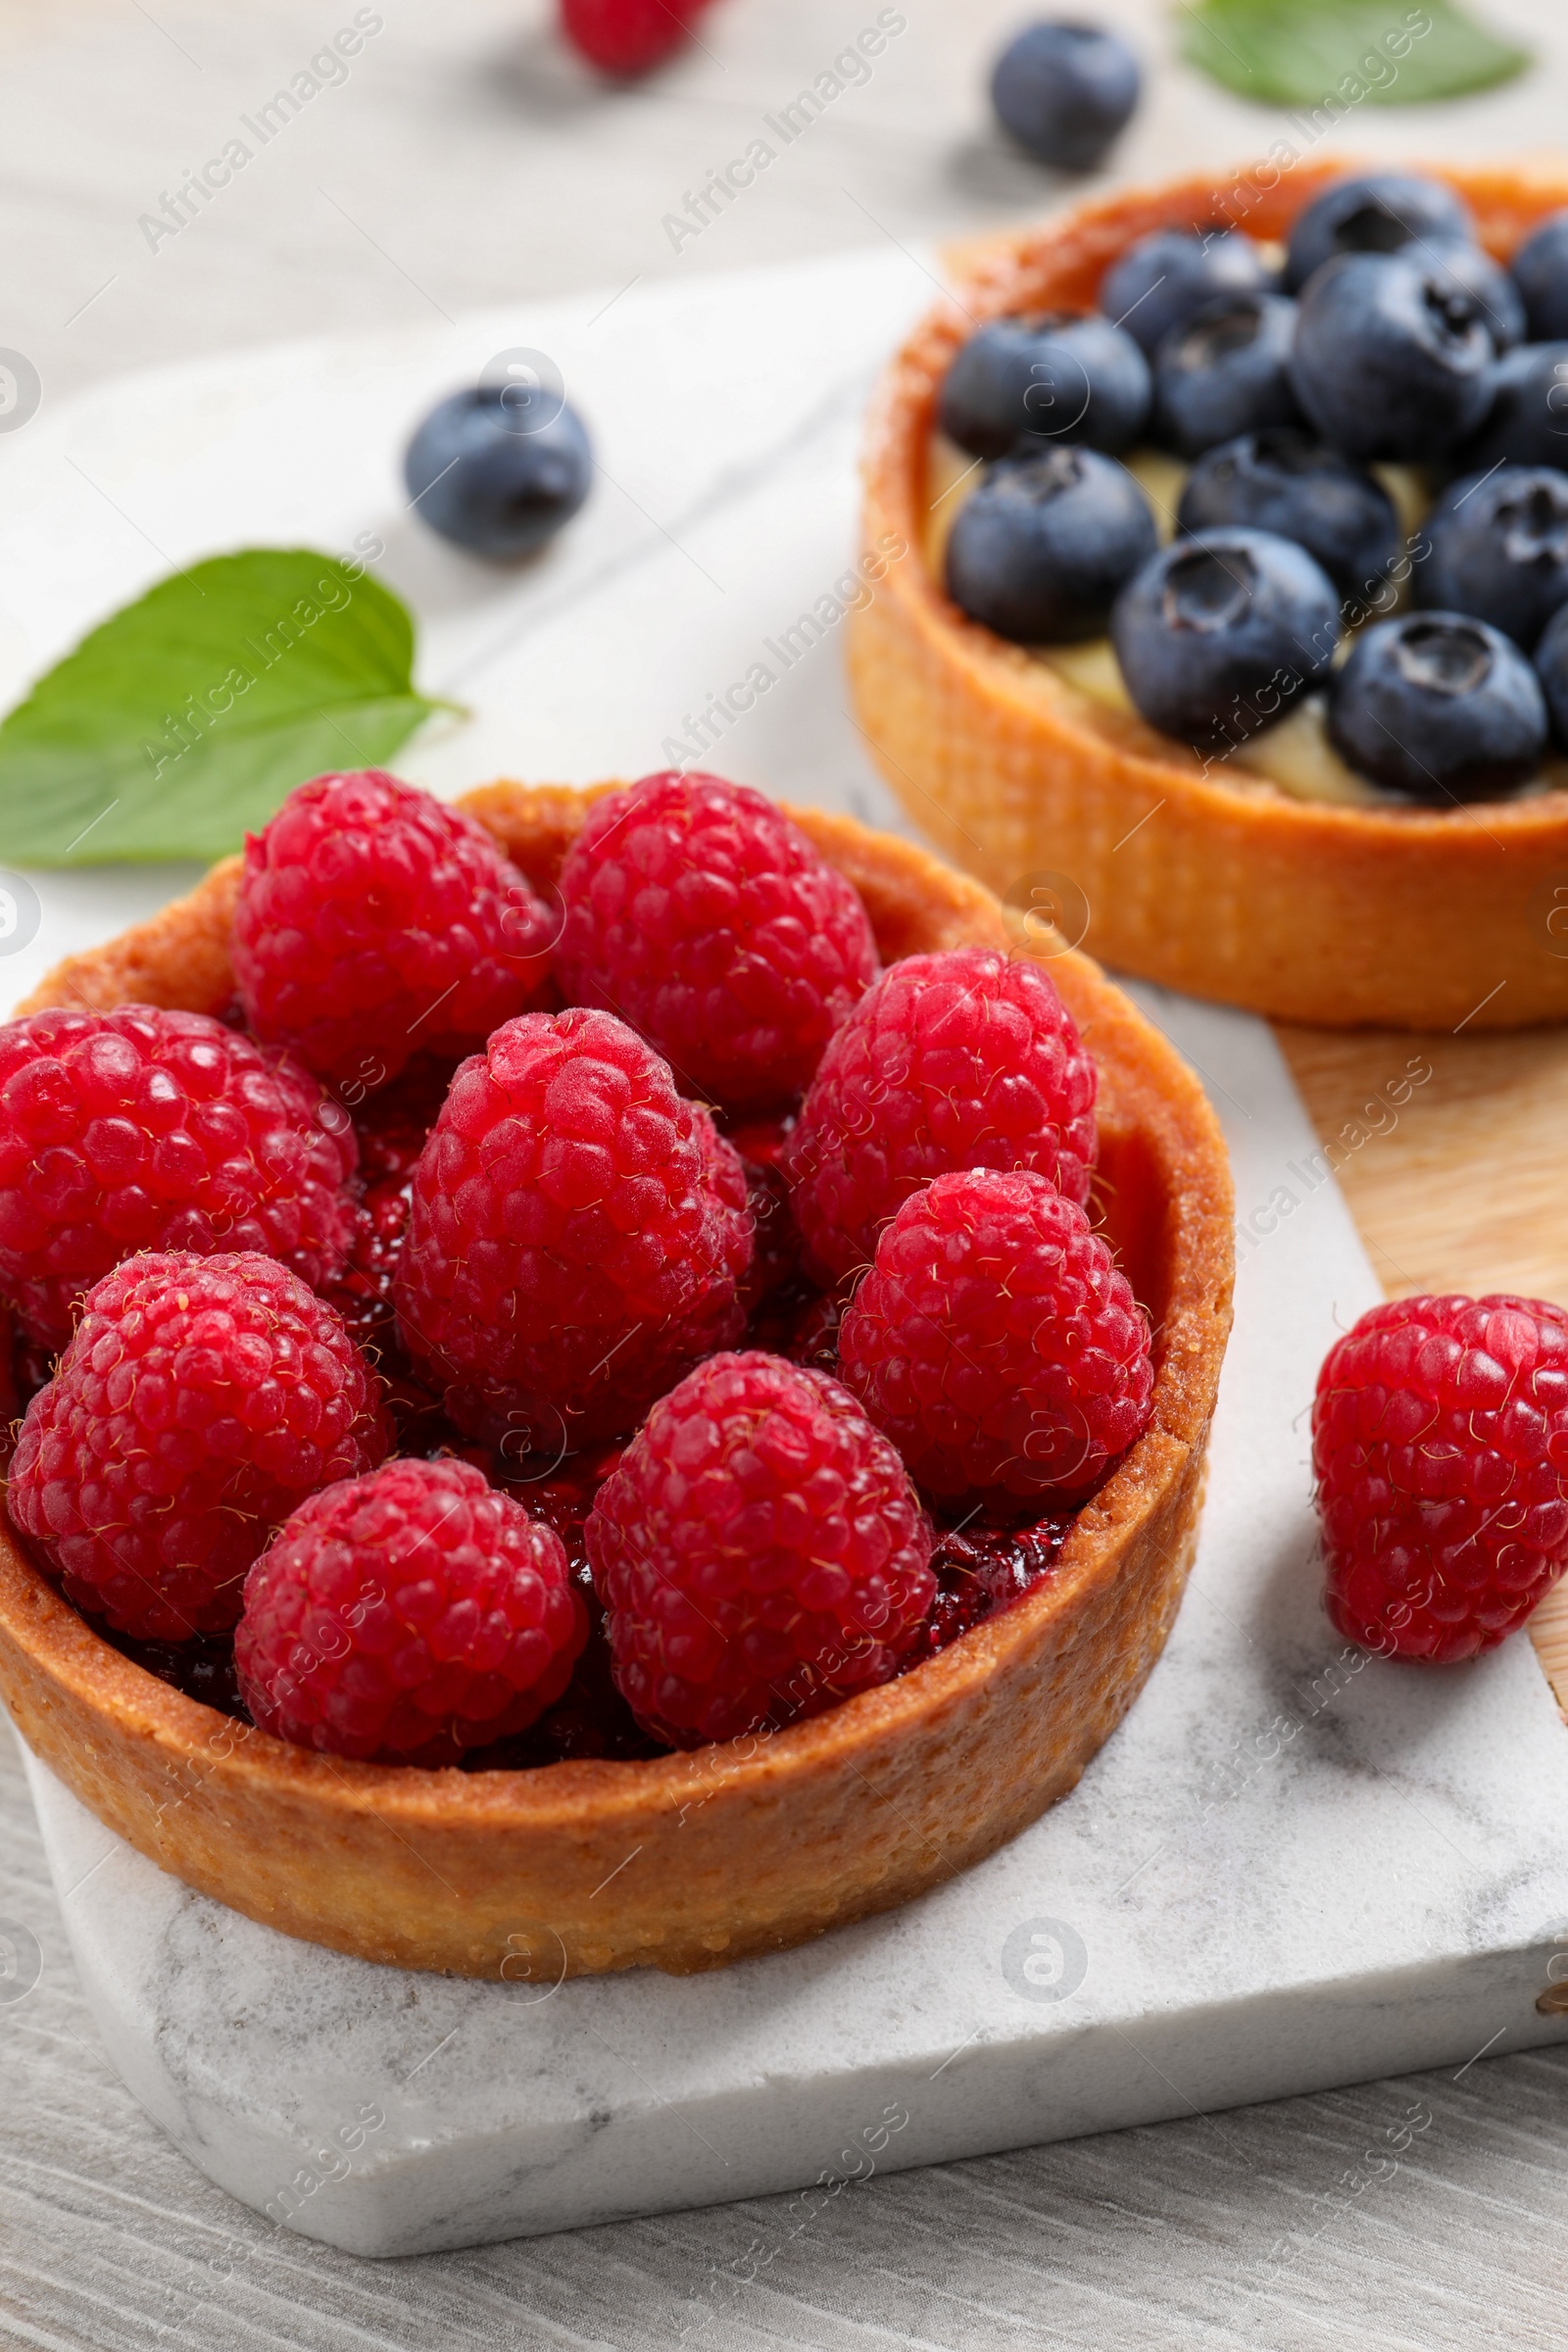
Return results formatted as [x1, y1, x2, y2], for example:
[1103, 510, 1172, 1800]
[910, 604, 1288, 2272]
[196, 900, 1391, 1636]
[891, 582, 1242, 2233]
[0, 789, 1233, 1978]
[850, 157, 1568, 1031]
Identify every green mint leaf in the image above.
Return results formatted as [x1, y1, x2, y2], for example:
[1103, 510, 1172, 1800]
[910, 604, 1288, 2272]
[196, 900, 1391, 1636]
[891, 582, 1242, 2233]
[1178, 0, 1531, 109]
[0, 548, 451, 865]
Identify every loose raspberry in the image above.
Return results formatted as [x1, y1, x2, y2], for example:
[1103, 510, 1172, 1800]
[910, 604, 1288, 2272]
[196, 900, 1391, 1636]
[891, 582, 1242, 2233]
[235, 1457, 586, 1763]
[561, 0, 712, 76]
[785, 948, 1098, 1286]
[8, 1251, 389, 1641]
[232, 770, 555, 1091]
[586, 1349, 935, 1747]
[838, 1168, 1152, 1512]
[393, 1007, 752, 1450]
[553, 771, 879, 1109]
[0, 1006, 357, 1348]
[1312, 1293, 1568, 1663]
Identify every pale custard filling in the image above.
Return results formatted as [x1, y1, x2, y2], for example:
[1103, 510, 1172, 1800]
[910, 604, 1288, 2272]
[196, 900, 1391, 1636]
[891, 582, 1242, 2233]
[922, 431, 1559, 808]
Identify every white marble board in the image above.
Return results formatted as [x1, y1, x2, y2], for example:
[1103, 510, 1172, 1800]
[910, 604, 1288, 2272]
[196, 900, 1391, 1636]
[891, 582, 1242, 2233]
[4, 251, 1568, 2257]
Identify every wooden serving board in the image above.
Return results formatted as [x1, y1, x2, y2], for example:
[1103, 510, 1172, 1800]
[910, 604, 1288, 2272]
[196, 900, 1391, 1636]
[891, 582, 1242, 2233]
[1277, 1023, 1568, 1715]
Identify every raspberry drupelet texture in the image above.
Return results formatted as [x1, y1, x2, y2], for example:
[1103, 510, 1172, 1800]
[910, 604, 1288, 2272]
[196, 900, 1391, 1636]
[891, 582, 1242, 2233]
[553, 770, 880, 1109]
[8, 1251, 389, 1641]
[393, 1007, 753, 1450]
[838, 1168, 1153, 1512]
[232, 770, 556, 1091]
[586, 1349, 935, 1748]
[235, 1456, 587, 1762]
[1312, 1293, 1568, 1663]
[0, 1006, 357, 1348]
[785, 948, 1099, 1286]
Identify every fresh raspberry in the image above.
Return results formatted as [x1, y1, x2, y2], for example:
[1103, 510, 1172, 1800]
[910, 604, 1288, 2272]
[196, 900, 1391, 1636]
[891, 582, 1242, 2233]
[1312, 1293, 1568, 1663]
[560, 0, 712, 76]
[394, 1007, 752, 1451]
[838, 1168, 1152, 1513]
[586, 1349, 935, 1747]
[785, 948, 1098, 1286]
[553, 771, 879, 1109]
[8, 1251, 389, 1641]
[235, 1457, 586, 1763]
[232, 770, 556, 1091]
[0, 1006, 357, 1348]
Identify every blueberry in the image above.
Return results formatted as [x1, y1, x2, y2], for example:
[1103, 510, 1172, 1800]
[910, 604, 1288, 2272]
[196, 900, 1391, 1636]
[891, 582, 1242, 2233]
[1152, 293, 1299, 459]
[990, 21, 1140, 172]
[1510, 210, 1568, 342]
[1456, 340, 1568, 475]
[1177, 429, 1399, 605]
[1285, 171, 1473, 292]
[1533, 601, 1568, 747]
[1415, 466, 1568, 651]
[1100, 228, 1274, 358]
[1424, 240, 1525, 353]
[1328, 613, 1546, 802]
[1288, 253, 1494, 462]
[945, 447, 1157, 643]
[939, 312, 1151, 460]
[1109, 528, 1339, 753]
[404, 388, 592, 560]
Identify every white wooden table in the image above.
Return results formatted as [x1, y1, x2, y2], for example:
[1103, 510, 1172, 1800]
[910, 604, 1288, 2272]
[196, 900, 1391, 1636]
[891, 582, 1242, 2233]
[2, 0, 1566, 2341]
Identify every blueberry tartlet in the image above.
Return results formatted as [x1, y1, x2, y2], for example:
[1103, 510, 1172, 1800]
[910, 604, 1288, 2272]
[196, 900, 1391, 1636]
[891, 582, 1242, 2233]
[850, 160, 1568, 1029]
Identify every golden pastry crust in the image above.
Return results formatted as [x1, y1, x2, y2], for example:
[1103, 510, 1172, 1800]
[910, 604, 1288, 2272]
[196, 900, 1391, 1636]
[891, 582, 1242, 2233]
[850, 157, 1568, 1032]
[0, 787, 1233, 1978]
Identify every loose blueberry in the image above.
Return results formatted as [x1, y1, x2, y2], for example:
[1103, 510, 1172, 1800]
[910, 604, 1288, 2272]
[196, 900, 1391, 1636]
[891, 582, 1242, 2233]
[990, 21, 1141, 172]
[1101, 228, 1274, 358]
[1510, 210, 1568, 342]
[404, 388, 592, 560]
[1177, 428, 1400, 605]
[1285, 171, 1473, 292]
[1415, 466, 1568, 652]
[1423, 241, 1525, 354]
[939, 312, 1151, 460]
[1109, 528, 1339, 753]
[1289, 252, 1494, 463]
[1328, 612, 1546, 803]
[1456, 340, 1568, 475]
[1152, 292, 1300, 459]
[945, 447, 1157, 644]
[1533, 601, 1568, 748]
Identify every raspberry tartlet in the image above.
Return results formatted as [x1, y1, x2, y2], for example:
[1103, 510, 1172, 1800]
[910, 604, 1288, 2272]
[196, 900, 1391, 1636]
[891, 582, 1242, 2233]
[0, 782, 1232, 1978]
[850, 157, 1568, 1030]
